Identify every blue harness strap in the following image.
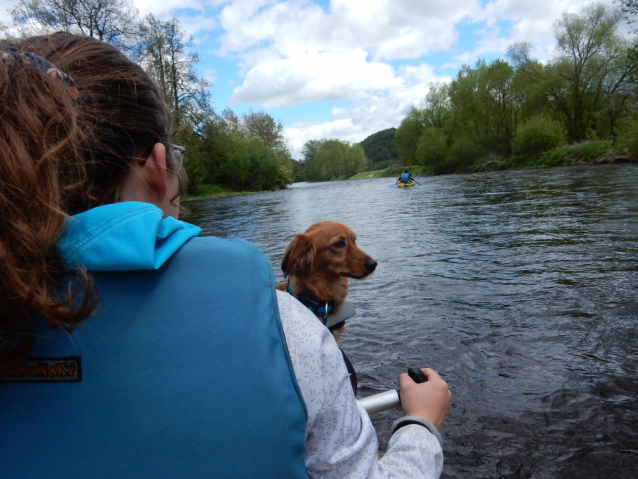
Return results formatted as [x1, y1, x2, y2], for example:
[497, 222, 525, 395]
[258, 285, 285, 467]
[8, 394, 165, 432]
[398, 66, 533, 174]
[287, 279, 337, 322]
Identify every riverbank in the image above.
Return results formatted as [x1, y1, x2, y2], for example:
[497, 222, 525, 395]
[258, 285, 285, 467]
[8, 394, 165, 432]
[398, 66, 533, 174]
[184, 140, 635, 201]
[349, 140, 635, 180]
[183, 184, 260, 202]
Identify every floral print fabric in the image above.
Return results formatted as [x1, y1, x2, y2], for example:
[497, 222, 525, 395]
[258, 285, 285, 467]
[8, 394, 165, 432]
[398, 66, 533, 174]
[276, 290, 444, 478]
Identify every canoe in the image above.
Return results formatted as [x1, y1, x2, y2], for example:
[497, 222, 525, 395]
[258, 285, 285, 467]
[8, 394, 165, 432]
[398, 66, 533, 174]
[397, 181, 415, 188]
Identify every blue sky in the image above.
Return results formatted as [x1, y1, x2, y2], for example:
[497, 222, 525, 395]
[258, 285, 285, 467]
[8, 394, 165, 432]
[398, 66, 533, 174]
[1, 0, 626, 158]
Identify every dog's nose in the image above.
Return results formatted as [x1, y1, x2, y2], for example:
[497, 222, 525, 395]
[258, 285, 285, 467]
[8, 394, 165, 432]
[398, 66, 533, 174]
[364, 259, 377, 272]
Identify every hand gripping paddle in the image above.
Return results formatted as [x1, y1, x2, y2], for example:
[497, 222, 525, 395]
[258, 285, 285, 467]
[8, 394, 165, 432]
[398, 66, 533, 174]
[358, 368, 428, 414]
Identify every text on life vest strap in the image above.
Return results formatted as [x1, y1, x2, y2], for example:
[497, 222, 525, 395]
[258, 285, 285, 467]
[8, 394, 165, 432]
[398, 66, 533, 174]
[0, 357, 81, 382]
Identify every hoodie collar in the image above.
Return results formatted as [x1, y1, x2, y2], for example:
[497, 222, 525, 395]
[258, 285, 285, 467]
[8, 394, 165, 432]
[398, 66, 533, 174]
[58, 202, 202, 271]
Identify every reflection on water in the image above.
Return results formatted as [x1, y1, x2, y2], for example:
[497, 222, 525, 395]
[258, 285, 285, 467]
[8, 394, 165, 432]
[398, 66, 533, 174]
[185, 165, 638, 478]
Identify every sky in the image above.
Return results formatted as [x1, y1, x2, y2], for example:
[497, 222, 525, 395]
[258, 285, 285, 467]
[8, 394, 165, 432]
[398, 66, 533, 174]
[0, 0, 630, 158]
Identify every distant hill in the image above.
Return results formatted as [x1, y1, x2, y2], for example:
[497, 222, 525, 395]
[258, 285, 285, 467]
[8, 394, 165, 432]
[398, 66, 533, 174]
[359, 128, 399, 166]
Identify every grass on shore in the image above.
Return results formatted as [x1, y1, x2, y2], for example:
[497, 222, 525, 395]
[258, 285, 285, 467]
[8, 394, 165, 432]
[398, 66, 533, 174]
[462, 140, 627, 173]
[352, 140, 634, 180]
[349, 165, 435, 180]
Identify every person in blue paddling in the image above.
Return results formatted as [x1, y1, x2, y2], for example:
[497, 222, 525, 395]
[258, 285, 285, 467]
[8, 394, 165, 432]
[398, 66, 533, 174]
[0, 33, 451, 479]
[397, 169, 416, 185]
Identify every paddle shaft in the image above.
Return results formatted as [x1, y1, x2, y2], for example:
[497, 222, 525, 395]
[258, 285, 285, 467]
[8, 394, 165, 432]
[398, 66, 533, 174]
[358, 368, 427, 414]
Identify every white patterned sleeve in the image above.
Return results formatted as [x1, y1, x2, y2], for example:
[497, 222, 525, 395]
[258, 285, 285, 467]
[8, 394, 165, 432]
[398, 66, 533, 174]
[276, 291, 444, 479]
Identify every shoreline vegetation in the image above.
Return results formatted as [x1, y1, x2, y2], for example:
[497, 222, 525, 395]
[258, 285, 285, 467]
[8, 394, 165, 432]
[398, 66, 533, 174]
[7, 2, 637, 204]
[183, 140, 636, 202]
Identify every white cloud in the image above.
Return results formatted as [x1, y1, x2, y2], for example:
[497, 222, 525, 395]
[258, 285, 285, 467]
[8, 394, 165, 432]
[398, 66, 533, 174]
[223, 0, 483, 108]
[204, 67, 217, 84]
[174, 14, 217, 40]
[230, 49, 401, 107]
[459, 0, 623, 64]
[215, 0, 482, 61]
[331, 107, 350, 118]
[284, 62, 451, 158]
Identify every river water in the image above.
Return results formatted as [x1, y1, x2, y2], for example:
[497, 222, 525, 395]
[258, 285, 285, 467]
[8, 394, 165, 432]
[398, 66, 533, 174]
[185, 164, 638, 478]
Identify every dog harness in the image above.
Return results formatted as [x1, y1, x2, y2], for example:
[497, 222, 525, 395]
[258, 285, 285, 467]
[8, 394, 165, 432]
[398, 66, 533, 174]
[286, 279, 338, 327]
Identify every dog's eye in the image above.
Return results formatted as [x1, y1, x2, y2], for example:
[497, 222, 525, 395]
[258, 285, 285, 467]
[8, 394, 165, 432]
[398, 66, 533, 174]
[332, 240, 346, 248]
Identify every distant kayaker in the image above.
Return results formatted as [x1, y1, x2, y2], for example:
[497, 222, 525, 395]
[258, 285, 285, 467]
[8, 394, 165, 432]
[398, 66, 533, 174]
[0, 33, 450, 479]
[397, 169, 416, 185]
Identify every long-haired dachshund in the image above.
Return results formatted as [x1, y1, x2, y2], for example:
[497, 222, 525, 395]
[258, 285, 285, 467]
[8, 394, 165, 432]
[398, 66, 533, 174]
[276, 221, 377, 340]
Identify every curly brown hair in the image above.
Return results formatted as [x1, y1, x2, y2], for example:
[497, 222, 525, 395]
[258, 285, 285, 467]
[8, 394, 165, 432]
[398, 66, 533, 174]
[0, 32, 183, 366]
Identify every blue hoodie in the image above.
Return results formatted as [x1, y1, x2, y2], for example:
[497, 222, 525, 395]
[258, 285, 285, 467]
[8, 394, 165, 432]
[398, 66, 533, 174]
[1, 202, 308, 479]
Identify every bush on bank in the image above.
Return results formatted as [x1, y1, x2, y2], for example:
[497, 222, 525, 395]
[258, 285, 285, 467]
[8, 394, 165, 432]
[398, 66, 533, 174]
[512, 115, 567, 156]
[615, 120, 638, 158]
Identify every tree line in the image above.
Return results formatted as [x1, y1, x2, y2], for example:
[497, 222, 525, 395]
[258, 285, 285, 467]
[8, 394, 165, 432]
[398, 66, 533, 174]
[295, 139, 369, 182]
[2, 0, 292, 193]
[6, 1, 635, 187]
[395, 3, 638, 173]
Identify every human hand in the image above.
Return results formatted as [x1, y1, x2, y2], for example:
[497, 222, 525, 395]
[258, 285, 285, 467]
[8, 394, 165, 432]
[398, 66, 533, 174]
[399, 368, 451, 430]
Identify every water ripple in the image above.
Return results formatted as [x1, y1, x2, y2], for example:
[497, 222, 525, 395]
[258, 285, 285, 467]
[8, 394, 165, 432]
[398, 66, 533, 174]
[186, 165, 638, 478]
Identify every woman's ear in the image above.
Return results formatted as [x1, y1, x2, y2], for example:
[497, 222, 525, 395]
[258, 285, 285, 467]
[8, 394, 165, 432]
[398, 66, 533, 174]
[143, 143, 168, 200]
[281, 234, 314, 277]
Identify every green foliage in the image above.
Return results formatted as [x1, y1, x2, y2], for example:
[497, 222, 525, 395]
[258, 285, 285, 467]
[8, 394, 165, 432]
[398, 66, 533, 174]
[447, 59, 520, 156]
[389, 4, 636, 176]
[512, 115, 567, 156]
[344, 144, 369, 177]
[510, 5, 633, 143]
[449, 136, 487, 164]
[184, 109, 293, 193]
[559, 140, 614, 160]
[421, 82, 451, 128]
[242, 109, 285, 149]
[415, 127, 447, 167]
[277, 166, 294, 188]
[359, 128, 398, 164]
[349, 165, 436, 180]
[615, 120, 638, 157]
[395, 107, 426, 165]
[466, 140, 614, 173]
[299, 139, 368, 181]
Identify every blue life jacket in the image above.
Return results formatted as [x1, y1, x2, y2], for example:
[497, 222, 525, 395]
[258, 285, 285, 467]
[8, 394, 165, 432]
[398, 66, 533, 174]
[0, 202, 308, 479]
[400, 172, 411, 182]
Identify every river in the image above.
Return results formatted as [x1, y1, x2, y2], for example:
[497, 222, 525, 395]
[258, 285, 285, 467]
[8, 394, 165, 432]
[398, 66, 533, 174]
[185, 164, 638, 478]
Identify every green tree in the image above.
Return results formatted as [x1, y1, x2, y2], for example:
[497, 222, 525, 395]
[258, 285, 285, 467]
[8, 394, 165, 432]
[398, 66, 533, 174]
[300, 139, 326, 181]
[242, 109, 286, 150]
[316, 140, 347, 180]
[138, 15, 211, 129]
[512, 115, 567, 155]
[342, 143, 368, 177]
[508, 4, 635, 142]
[615, 118, 638, 156]
[421, 82, 451, 128]
[195, 109, 292, 192]
[395, 107, 426, 165]
[447, 59, 521, 155]
[415, 127, 447, 167]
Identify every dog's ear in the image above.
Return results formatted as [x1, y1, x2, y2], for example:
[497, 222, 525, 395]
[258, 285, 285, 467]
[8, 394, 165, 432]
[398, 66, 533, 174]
[281, 234, 315, 277]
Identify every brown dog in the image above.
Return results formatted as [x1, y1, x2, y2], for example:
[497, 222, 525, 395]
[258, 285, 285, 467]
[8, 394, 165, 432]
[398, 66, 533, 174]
[276, 221, 377, 339]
